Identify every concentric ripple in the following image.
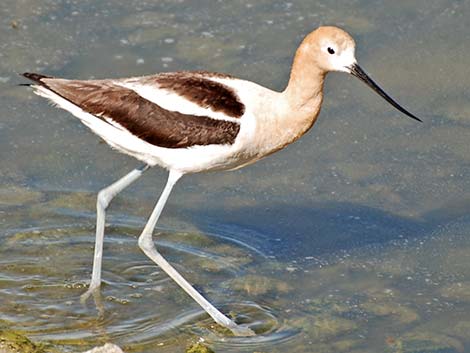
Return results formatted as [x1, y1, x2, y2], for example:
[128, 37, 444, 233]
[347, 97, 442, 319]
[1, 213, 297, 351]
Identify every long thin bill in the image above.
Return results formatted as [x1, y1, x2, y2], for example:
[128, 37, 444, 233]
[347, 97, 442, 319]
[349, 63, 422, 122]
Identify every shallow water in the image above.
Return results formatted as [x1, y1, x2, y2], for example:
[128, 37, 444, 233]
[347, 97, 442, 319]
[2, 0, 470, 352]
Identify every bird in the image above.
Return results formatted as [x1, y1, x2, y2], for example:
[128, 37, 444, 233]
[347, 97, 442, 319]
[22, 26, 421, 336]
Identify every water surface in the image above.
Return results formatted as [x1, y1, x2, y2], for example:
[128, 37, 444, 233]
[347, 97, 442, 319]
[1, 0, 470, 352]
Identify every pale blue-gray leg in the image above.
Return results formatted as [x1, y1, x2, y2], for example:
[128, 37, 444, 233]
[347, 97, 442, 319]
[137, 170, 254, 336]
[81, 164, 150, 302]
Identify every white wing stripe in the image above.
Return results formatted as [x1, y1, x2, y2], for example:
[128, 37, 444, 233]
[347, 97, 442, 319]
[115, 81, 241, 124]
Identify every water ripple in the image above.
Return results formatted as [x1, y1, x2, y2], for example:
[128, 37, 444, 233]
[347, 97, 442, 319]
[1, 219, 290, 350]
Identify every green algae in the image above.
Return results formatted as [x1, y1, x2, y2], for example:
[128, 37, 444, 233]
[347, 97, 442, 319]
[2, 1, 470, 353]
[0, 329, 50, 353]
[360, 301, 419, 324]
[197, 321, 234, 337]
[390, 332, 464, 353]
[291, 314, 358, 342]
[185, 342, 214, 353]
[307, 297, 351, 316]
[0, 185, 43, 207]
[224, 274, 292, 296]
[439, 282, 470, 302]
[45, 192, 95, 211]
[446, 320, 470, 340]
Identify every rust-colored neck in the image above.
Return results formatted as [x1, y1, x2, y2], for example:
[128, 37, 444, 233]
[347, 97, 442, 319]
[280, 37, 327, 140]
[284, 35, 326, 111]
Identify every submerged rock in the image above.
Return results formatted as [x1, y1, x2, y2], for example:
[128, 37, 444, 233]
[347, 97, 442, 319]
[83, 343, 124, 353]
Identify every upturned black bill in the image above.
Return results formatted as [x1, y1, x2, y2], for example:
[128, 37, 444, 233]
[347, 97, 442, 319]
[349, 63, 422, 122]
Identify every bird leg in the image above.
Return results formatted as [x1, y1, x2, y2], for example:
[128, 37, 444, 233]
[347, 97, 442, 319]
[81, 164, 150, 303]
[137, 170, 255, 336]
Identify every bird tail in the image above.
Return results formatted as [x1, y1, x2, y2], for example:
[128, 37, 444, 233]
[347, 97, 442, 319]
[20, 72, 53, 87]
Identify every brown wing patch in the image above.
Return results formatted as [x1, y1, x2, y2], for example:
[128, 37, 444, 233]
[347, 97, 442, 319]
[148, 72, 245, 118]
[39, 78, 240, 149]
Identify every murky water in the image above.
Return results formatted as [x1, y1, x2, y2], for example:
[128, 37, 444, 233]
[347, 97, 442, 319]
[2, 0, 470, 352]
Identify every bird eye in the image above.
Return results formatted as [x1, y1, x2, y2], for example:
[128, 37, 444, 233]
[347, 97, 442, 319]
[327, 47, 335, 55]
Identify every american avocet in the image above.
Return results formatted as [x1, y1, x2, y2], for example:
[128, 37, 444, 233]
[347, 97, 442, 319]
[22, 26, 421, 336]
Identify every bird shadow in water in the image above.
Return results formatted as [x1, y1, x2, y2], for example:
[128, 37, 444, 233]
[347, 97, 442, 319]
[186, 201, 431, 261]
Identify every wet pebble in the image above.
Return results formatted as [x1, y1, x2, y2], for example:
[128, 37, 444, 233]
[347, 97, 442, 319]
[83, 343, 124, 353]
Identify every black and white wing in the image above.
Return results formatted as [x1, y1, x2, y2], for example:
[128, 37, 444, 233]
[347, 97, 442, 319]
[22, 71, 245, 149]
